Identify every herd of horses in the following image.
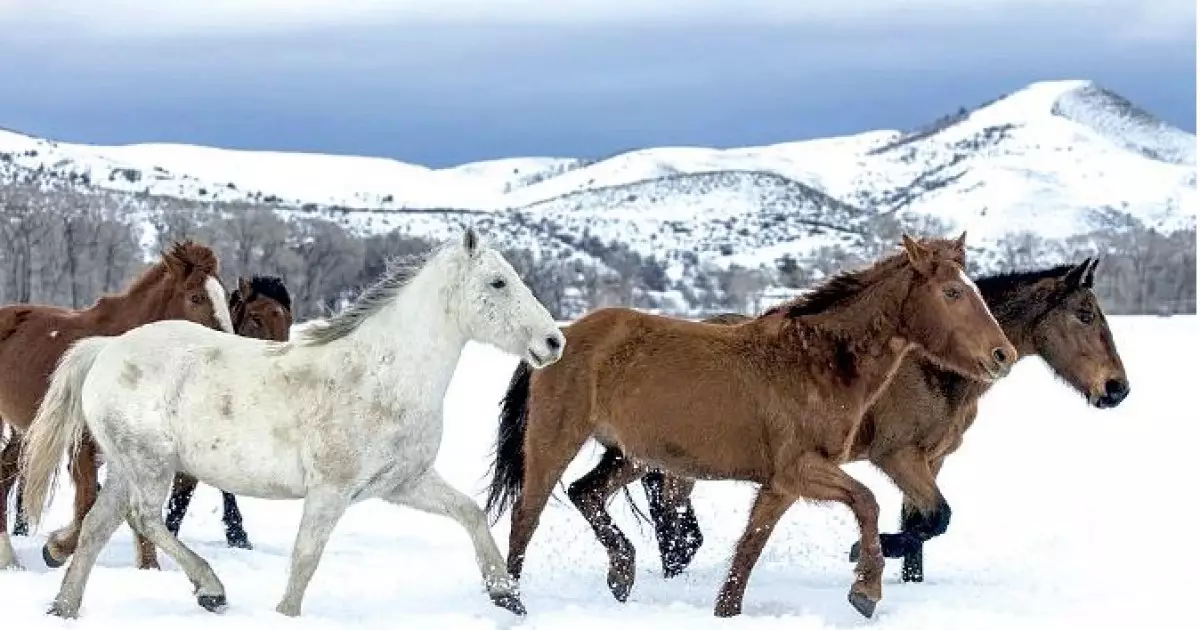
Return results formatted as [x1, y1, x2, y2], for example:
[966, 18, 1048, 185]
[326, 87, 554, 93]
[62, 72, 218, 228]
[0, 228, 1129, 622]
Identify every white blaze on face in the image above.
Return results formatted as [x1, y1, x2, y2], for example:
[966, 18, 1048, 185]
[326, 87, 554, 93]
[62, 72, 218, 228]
[206, 275, 235, 333]
[958, 268, 1002, 330]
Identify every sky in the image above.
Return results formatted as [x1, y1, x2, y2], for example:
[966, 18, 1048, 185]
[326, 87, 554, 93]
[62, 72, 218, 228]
[0, 0, 1195, 167]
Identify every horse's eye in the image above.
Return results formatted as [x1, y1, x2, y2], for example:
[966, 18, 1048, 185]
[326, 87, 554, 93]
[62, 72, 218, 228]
[1077, 310, 1094, 324]
[942, 286, 961, 300]
[490, 278, 507, 289]
[190, 294, 204, 305]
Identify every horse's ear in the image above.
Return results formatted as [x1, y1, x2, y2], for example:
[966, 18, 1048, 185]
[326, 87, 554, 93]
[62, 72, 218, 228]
[162, 247, 187, 278]
[954, 231, 967, 250]
[463, 227, 480, 257]
[238, 277, 253, 299]
[1062, 257, 1092, 289]
[901, 233, 934, 276]
[1082, 257, 1100, 288]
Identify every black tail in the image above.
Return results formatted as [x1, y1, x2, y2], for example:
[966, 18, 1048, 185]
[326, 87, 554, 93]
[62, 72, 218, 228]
[484, 361, 534, 524]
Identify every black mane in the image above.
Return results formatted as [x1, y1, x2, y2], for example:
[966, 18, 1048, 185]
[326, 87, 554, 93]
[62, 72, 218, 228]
[972, 264, 1074, 299]
[231, 275, 293, 312]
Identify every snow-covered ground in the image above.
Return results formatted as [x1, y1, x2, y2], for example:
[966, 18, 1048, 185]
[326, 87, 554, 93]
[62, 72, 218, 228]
[2, 315, 1197, 629]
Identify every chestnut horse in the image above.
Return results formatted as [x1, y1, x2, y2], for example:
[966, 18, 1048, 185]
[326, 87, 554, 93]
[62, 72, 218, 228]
[6, 276, 293, 569]
[484, 234, 1017, 618]
[633, 258, 1130, 582]
[0, 241, 233, 571]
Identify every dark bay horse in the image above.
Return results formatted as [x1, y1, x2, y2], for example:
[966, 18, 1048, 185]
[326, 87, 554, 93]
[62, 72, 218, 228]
[485, 234, 1017, 618]
[635, 258, 1130, 583]
[132, 276, 294, 569]
[0, 241, 234, 571]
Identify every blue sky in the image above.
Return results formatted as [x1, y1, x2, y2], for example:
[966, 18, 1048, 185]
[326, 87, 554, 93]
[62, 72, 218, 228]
[0, 0, 1194, 167]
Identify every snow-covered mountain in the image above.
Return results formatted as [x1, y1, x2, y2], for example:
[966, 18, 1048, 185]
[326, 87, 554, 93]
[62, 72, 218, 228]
[1, 79, 1194, 273]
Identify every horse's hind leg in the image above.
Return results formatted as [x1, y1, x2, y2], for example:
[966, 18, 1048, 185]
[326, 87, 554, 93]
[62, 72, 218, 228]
[276, 490, 349, 617]
[568, 450, 647, 602]
[0, 431, 21, 569]
[642, 470, 702, 578]
[44, 435, 100, 568]
[49, 473, 131, 618]
[220, 491, 252, 549]
[386, 470, 525, 616]
[125, 471, 227, 612]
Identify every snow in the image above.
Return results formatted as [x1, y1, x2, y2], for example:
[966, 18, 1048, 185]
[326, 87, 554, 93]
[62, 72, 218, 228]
[3, 314, 1196, 629]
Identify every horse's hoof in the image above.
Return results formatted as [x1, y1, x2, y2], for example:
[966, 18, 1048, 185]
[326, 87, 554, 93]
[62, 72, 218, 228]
[42, 544, 66, 569]
[490, 593, 526, 616]
[227, 536, 253, 550]
[197, 594, 228, 613]
[47, 600, 79, 619]
[847, 590, 877, 619]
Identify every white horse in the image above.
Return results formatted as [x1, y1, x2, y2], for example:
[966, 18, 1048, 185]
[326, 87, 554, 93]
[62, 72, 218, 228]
[19, 228, 566, 619]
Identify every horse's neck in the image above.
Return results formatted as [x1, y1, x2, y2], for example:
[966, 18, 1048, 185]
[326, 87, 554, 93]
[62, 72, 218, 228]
[82, 277, 170, 336]
[789, 286, 913, 403]
[324, 272, 468, 410]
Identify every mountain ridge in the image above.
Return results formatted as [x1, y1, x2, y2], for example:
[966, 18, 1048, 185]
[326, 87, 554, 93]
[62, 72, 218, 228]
[1, 78, 1194, 280]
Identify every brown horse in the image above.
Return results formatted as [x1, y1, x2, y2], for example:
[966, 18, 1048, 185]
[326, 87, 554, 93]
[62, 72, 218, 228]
[0, 241, 233, 571]
[633, 258, 1130, 583]
[484, 234, 1017, 618]
[128, 275, 295, 570]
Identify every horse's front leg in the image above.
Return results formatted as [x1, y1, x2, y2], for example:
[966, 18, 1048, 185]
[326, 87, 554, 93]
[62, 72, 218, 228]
[276, 490, 349, 617]
[793, 453, 885, 619]
[898, 454, 950, 582]
[385, 469, 525, 616]
[850, 446, 948, 565]
[714, 484, 795, 617]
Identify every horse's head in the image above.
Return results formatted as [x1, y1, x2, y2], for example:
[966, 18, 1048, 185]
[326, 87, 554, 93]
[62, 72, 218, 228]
[898, 232, 1016, 383]
[231, 276, 293, 342]
[158, 241, 234, 334]
[451, 227, 565, 369]
[1026, 258, 1129, 408]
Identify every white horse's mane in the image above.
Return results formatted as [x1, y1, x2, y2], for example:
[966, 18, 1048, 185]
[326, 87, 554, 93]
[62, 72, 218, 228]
[295, 246, 445, 347]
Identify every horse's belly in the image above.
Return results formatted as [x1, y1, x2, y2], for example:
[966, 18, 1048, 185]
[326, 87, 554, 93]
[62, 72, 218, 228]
[177, 442, 307, 500]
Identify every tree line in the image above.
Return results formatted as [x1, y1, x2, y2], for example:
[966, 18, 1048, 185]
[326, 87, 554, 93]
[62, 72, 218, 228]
[0, 182, 1193, 321]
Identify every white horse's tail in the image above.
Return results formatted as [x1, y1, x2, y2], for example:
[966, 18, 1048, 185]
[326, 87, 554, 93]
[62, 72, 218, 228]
[19, 336, 110, 531]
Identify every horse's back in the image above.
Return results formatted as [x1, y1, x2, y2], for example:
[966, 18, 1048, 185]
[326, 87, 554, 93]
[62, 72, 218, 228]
[0, 304, 88, 429]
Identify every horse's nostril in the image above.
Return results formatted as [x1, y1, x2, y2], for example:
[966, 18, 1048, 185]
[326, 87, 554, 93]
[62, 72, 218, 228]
[545, 335, 561, 352]
[1105, 379, 1128, 397]
[991, 347, 1009, 365]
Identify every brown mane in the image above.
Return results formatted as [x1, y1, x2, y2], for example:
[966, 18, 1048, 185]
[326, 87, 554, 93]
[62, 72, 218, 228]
[167, 240, 221, 277]
[760, 238, 966, 320]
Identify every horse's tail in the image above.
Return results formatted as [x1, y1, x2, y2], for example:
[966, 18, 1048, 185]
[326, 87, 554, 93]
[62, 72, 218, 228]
[19, 336, 110, 531]
[484, 360, 534, 525]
